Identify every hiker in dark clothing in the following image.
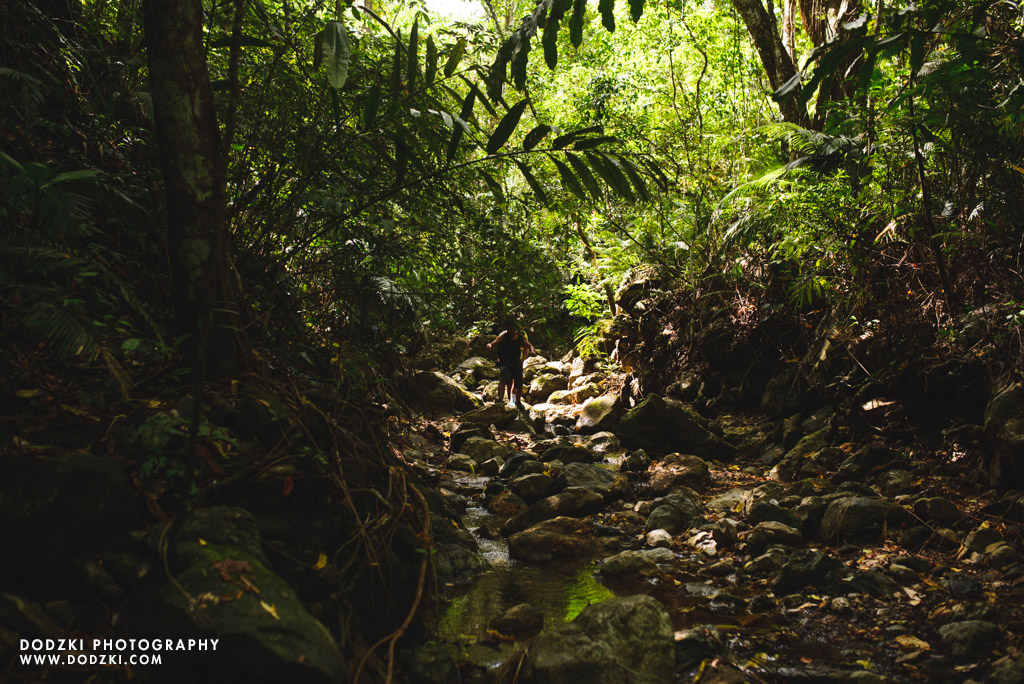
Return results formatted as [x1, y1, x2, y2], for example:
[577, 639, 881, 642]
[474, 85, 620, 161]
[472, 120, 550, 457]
[487, 321, 535, 407]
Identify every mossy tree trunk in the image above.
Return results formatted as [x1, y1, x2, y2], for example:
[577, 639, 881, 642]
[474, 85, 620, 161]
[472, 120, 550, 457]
[142, 0, 244, 371]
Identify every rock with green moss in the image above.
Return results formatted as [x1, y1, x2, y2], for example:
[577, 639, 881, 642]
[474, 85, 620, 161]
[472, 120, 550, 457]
[131, 535, 345, 684]
[617, 395, 735, 461]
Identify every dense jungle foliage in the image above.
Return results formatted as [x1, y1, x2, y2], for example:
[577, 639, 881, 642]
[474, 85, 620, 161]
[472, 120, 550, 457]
[1, 0, 1023, 679]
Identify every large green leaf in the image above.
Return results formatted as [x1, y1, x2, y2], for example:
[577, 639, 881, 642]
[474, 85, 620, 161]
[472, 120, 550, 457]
[322, 21, 351, 89]
[513, 160, 548, 204]
[599, 0, 616, 32]
[542, 13, 562, 69]
[566, 153, 601, 198]
[486, 99, 529, 154]
[479, 170, 506, 204]
[444, 38, 467, 77]
[446, 90, 476, 161]
[425, 36, 438, 85]
[408, 19, 419, 89]
[569, 0, 587, 47]
[523, 124, 552, 150]
[587, 152, 634, 201]
[615, 154, 651, 201]
[551, 155, 588, 201]
[364, 83, 382, 128]
[511, 31, 532, 90]
[628, 0, 645, 22]
[553, 125, 603, 149]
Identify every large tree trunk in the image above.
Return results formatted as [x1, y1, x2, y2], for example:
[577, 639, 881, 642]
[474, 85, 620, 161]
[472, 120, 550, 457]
[143, 0, 243, 371]
[731, 0, 808, 126]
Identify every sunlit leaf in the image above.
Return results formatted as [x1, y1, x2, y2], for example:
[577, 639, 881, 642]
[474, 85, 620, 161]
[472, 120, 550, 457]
[321, 20, 350, 89]
[444, 38, 467, 77]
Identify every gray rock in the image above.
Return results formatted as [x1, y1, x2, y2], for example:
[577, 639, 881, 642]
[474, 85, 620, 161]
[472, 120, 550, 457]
[938, 620, 1000, 661]
[557, 463, 629, 502]
[990, 544, 1020, 569]
[583, 431, 620, 453]
[617, 395, 735, 461]
[507, 517, 598, 562]
[446, 454, 476, 471]
[820, 496, 907, 542]
[646, 529, 673, 547]
[966, 527, 1004, 553]
[457, 356, 500, 382]
[131, 541, 345, 684]
[599, 550, 660, 578]
[541, 444, 595, 464]
[461, 436, 510, 464]
[745, 552, 785, 574]
[620, 449, 651, 472]
[913, 497, 962, 522]
[530, 373, 569, 402]
[450, 424, 491, 453]
[645, 505, 687, 535]
[649, 453, 711, 494]
[492, 603, 543, 633]
[674, 626, 725, 669]
[753, 521, 802, 547]
[487, 490, 528, 516]
[414, 371, 481, 412]
[747, 501, 801, 528]
[944, 573, 983, 598]
[525, 595, 674, 684]
[832, 443, 893, 483]
[460, 402, 519, 428]
[773, 549, 844, 594]
[708, 488, 747, 513]
[576, 395, 621, 435]
[510, 473, 556, 502]
[838, 570, 900, 597]
[989, 659, 1024, 684]
[712, 519, 740, 548]
[501, 488, 604, 536]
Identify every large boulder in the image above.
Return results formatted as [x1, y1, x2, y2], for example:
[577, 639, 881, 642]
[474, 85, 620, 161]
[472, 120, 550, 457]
[648, 453, 711, 494]
[617, 395, 735, 460]
[130, 511, 345, 684]
[501, 488, 604, 536]
[0, 453, 141, 582]
[772, 549, 845, 594]
[985, 383, 1024, 488]
[819, 496, 907, 543]
[457, 356, 499, 383]
[540, 444, 596, 464]
[548, 383, 604, 405]
[530, 373, 569, 402]
[460, 436, 509, 464]
[556, 463, 629, 502]
[576, 395, 621, 434]
[459, 402, 518, 428]
[508, 517, 599, 562]
[413, 371, 481, 413]
[523, 594, 674, 684]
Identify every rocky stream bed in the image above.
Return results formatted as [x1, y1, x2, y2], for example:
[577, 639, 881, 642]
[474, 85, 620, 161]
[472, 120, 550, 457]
[396, 353, 1024, 684]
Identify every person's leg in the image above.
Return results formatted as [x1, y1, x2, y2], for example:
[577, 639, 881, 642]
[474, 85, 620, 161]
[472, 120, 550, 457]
[498, 365, 510, 404]
[512, 366, 525, 406]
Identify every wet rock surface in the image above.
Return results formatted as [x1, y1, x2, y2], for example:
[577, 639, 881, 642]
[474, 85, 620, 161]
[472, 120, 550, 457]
[402, 350, 1024, 684]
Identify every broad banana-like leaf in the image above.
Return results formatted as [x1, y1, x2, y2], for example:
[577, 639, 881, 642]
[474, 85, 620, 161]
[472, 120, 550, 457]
[364, 83, 382, 129]
[628, 0, 644, 22]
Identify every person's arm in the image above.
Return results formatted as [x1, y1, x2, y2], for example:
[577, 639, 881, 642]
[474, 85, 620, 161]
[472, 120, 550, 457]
[486, 331, 506, 351]
[521, 333, 535, 359]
